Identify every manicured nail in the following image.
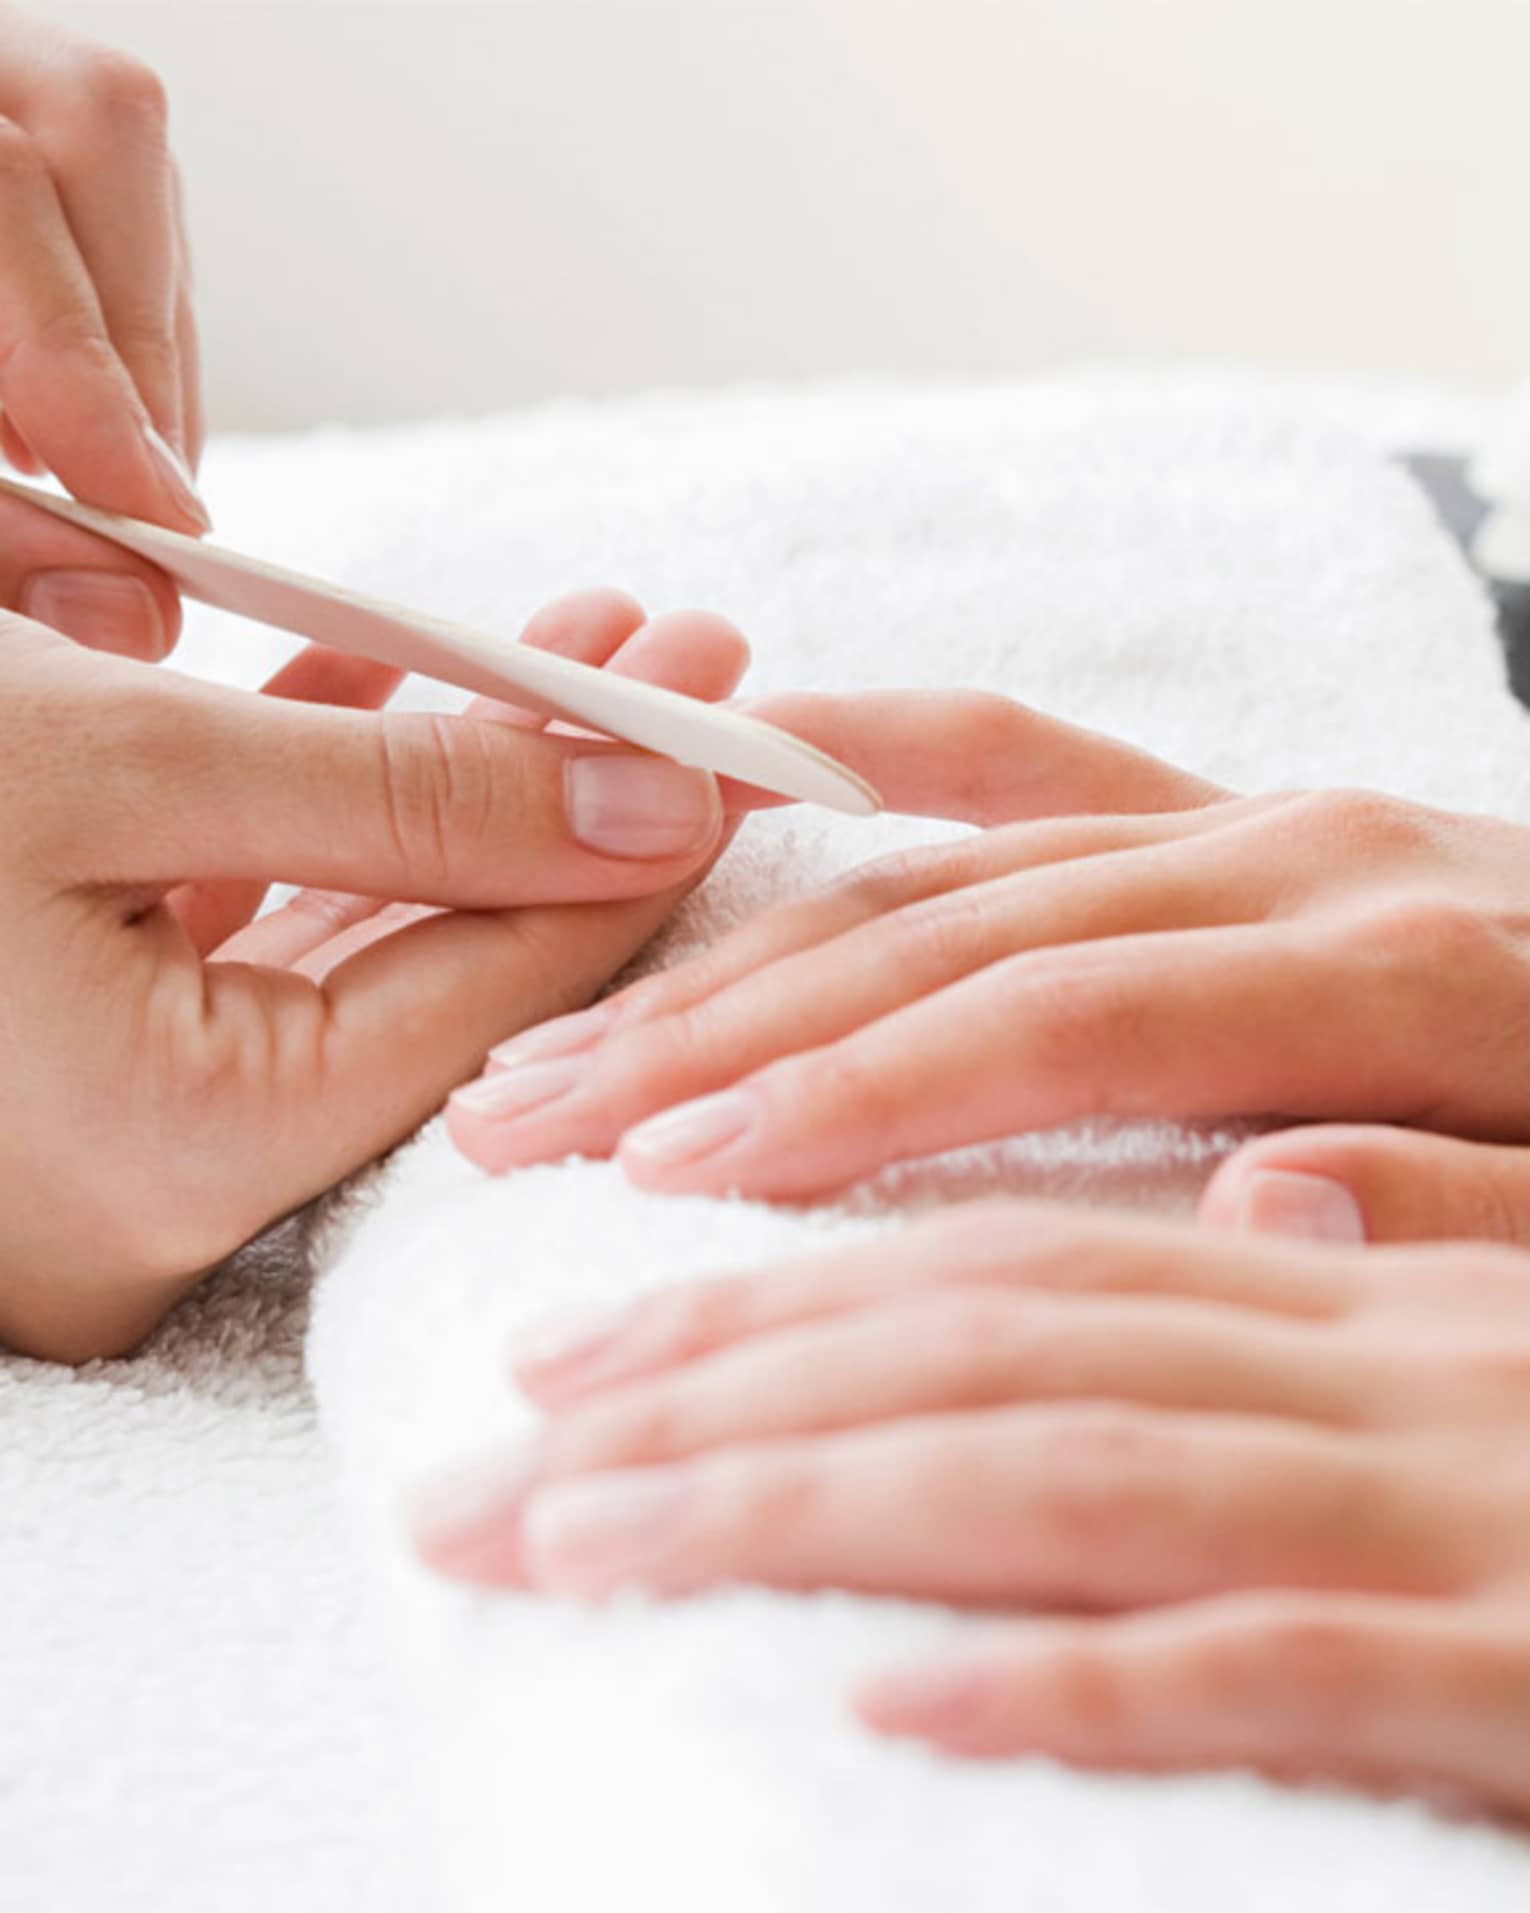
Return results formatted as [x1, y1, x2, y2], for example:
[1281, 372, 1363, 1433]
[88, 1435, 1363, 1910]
[565, 756, 720, 859]
[520, 1469, 693, 1596]
[1238, 1170, 1366, 1245]
[621, 1090, 756, 1170]
[448, 1058, 585, 1119]
[142, 422, 212, 531]
[490, 1002, 619, 1072]
[21, 569, 167, 659]
[406, 1445, 539, 1583]
[507, 1299, 630, 1377]
[856, 1657, 993, 1737]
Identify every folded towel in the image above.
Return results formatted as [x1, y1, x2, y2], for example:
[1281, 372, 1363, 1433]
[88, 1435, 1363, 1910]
[302, 373, 1530, 1910]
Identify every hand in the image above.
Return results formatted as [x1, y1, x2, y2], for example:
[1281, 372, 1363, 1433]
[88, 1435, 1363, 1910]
[0, 590, 745, 1364]
[0, 6, 208, 658]
[409, 1200, 1530, 1820]
[444, 690, 1530, 1207]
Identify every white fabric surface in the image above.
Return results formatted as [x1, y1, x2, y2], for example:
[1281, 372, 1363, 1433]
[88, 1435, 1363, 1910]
[5, 368, 1529, 1909]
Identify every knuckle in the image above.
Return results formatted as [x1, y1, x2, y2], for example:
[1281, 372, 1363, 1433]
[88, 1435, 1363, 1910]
[1337, 897, 1496, 972]
[376, 713, 498, 890]
[777, 1039, 899, 1131]
[1218, 1598, 1372, 1715]
[1026, 1406, 1173, 1557]
[1285, 787, 1430, 859]
[1015, 958, 1141, 1111]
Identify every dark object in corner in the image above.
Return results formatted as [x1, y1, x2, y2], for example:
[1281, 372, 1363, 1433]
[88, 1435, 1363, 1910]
[1401, 453, 1530, 710]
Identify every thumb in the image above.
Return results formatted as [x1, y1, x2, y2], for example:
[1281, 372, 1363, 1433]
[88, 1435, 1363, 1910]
[1199, 1125, 1530, 1249]
[36, 654, 725, 906]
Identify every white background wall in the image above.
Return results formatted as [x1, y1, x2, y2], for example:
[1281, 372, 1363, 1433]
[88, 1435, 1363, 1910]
[49, 0, 1530, 431]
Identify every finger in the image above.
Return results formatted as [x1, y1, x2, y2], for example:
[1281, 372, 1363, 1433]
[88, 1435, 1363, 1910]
[486, 1296, 1358, 1541]
[167, 644, 407, 952]
[27, 47, 184, 451]
[464, 825, 1269, 1170]
[48, 662, 725, 901]
[854, 1595, 1530, 1818]
[1201, 1123, 1530, 1253]
[606, 924, 1453, 1200]
[430, 1405, 1462, 1602]
[0, 488, 179, 657]
[0, 111, 208, 529]
[214, 601, 749, 972]
[507, 1202, 1363, 1408]
[479, 803, 1250, 1090]
[722, 691, 1226, 822]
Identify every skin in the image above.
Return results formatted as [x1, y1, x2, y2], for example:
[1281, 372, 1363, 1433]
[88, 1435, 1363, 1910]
[0, 3, 210, 657]
[409, 1199, 1530, 1820]
[445, 691, 1530, 1250]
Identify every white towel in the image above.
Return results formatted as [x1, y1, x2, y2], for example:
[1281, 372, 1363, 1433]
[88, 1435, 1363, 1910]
[300, 374, 1530, 1911]
[5, 370, 1527, 1910]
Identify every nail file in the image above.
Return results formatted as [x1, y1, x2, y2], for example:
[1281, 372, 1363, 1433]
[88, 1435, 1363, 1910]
[0, 474, 881, 817]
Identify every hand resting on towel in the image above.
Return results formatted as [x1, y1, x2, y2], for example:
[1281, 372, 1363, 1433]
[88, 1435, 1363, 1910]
[0, 591, 745, 1363]
[449, 689, 1530, 1246]
[411, 1197, 1530, 1824]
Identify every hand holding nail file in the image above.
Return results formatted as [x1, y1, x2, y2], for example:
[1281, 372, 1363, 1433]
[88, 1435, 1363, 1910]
[0, 474, 881, 817]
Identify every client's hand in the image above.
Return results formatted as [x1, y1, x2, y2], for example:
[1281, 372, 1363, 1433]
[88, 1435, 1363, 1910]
[447, 691, 1530, 1217]
[0, 6, 209, 656]
[0, 590, 743, 1363]
[410, 1200, 1530, 1821]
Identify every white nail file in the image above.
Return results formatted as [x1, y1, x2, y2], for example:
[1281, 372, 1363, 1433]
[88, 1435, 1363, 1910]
[0, 474, 881, 817]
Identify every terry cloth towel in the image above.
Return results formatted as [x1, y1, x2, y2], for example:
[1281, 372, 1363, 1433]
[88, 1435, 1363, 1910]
[299, 374, 1530, 1911]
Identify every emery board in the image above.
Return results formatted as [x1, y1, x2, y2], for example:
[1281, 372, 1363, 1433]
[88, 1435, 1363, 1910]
[0, 474, 881, 817]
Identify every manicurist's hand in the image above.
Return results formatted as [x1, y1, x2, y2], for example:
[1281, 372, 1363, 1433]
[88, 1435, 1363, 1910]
[410, 1200, 1530, 1821]
[446, 691, 1530, 1220]
[0, 590, 745, 1364]
[0, 4, 207, 657]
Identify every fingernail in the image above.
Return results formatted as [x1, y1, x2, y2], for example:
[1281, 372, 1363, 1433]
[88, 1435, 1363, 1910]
[520, 1469, 693, 1596]
[857, 1657, 993, 1736]
[1238, 1170, 1366, 1245]
[448, 1058, 585, 1119]
[405, 1445, 539, 1583]
[21, 569, 167, 659]
[507, 1299, 630, 1377]
[489, 1002, 619, 1072]
[565, 756, 720, 859]
[621, 1090, 756, 1169]
[142, 422, 212, 531]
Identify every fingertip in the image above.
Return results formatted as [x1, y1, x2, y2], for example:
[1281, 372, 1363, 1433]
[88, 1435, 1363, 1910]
[521, 587, 648, 657]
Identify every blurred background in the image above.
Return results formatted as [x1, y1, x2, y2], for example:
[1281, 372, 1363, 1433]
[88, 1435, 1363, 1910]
[51, 0, 1530, 434]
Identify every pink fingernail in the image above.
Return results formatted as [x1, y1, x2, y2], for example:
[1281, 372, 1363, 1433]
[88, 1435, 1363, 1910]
[621, 1090, 756, 1169]
[21, 569, 167, 659]
[448, 1058, 585, 1119]
[565, 756, 720, 859]
[405, 1446, 539, 1584]
[520, 1469, 693, 1596]
[507, 1299, 630, 1378]
[489, 1002, 619, 1072]
[1238, 1170, 1366, 1245]
[856, 1657, 993, 1737]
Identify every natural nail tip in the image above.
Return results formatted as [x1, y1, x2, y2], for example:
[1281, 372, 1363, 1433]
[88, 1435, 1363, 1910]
[507, 1300, 626, 1375]
[143, 423, 212, 531]
[1239, 1169, 1367, 1245]
[449, 1058, 584, 1120]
